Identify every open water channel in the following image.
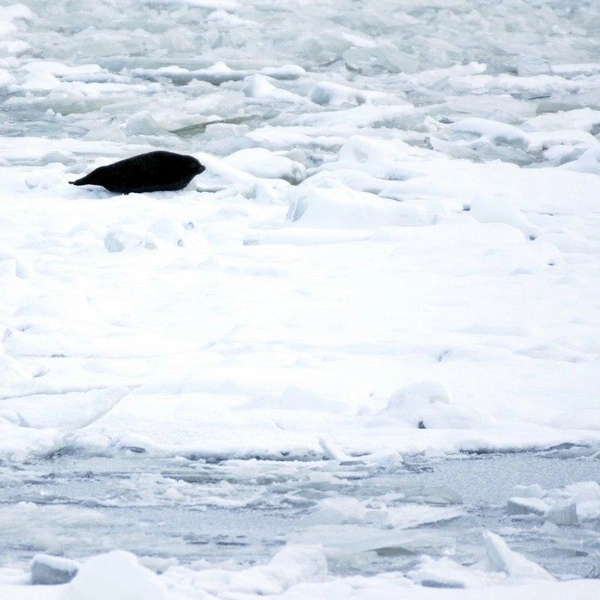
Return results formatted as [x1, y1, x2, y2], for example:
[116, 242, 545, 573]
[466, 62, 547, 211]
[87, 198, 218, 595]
[1, 450, 598, 580]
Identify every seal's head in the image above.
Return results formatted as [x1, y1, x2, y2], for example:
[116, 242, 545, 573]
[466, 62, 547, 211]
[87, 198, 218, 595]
[186, 155, 206, 177]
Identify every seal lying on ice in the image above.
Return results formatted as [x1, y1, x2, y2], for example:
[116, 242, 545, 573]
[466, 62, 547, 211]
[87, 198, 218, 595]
[70, 151, 205, 194]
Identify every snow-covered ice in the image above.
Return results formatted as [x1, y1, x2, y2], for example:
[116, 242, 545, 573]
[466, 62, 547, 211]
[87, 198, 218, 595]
[1, 0, 600, 598]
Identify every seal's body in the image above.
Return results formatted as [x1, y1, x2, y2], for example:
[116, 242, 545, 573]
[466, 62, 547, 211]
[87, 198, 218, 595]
[70, 151, 205, 194]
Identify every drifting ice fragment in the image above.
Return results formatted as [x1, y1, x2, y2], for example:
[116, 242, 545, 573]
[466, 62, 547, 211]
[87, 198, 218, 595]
[483, 531, 554, 580]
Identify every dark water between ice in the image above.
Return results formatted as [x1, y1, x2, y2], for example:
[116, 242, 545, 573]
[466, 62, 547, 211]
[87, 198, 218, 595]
[0, 451, 598, 580]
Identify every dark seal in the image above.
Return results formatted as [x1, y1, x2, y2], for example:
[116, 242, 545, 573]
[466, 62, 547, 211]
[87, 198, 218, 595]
[70, 151, 205, 194]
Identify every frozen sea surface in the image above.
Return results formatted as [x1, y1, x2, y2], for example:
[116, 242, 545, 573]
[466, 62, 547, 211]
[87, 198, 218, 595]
[1, 0, 600, 599]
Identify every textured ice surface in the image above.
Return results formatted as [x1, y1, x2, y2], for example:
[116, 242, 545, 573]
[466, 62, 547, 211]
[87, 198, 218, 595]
[1, 0, 600, 598]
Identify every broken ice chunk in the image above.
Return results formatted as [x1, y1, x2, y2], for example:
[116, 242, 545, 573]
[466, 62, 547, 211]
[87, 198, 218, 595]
[31, 554, 79, 585]
[483, 531, 554, 580]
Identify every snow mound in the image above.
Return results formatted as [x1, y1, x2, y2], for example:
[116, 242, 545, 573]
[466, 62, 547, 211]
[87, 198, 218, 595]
[467, 195, 539, 239]
[523, 108, 600, 134]
[526, 129, 597, 153]
[0, 386, 130, 433]
[223, 148, 306, 184]
[0, 254, 31, 279]
[382, 382, 494, 429]
[408, 556, 489, 589]
[244, 74, 304, 103]
[320, 135, 423, 180]
[0, 347, 32, 386]
[286, 179, 420, 229]
[451, 118, 530, 151]
[187, 546, 327, 596]
[561, 145, 600, 175]
[124, 111, 164, 136]
[193, 152, 285, 201]
[59, 550, 167, 600]
[104, 227, 159, 253]
[148, 220, 190, 247]
[430, 117, 537, 164]
[229, 546, 327, 595]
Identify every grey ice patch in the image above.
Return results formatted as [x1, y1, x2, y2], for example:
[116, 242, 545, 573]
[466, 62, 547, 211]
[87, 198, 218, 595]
[420, 579, 465, 589]
[506, 496, 547, 516]
[546, 502, 578, 526]
[31, 554, 79, 585]
[104, 231, 125, 252]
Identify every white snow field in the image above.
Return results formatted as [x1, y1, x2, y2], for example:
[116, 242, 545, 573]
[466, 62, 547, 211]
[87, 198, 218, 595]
[1, 0, 600, 598]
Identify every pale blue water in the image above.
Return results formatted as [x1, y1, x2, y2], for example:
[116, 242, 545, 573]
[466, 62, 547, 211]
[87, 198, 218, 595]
[1, 451, 598, 579]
